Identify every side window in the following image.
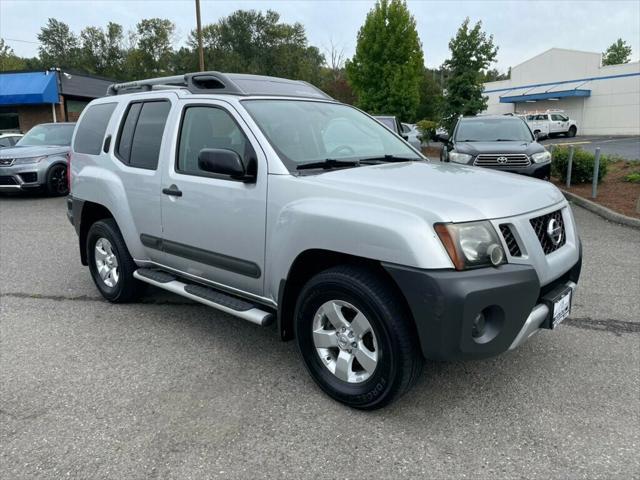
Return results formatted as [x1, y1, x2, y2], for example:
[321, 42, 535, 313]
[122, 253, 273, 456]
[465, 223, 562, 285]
[0, 138, 10, 147]
[116, 100, 171, 169]
[73, 103, 117, 155]
[177, 106, 253, 176]
[116, 103, 142, 163]
[551, 114, 563, 121]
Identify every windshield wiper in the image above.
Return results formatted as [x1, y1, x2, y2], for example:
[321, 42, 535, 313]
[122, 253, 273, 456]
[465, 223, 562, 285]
[494, 139, 519, 142]
[296, 158, 360, 171]
[358, 154, 422, 164]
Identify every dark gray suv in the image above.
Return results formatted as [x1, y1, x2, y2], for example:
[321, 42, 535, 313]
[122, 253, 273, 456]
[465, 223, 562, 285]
[438, 115, 551, 179]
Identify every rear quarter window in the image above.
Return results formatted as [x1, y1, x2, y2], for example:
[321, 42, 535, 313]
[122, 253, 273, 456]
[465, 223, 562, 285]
[73, 103, 117, 155]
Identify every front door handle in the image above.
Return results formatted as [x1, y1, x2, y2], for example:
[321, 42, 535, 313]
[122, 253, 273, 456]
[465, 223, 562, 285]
[162, 185, 182, 197]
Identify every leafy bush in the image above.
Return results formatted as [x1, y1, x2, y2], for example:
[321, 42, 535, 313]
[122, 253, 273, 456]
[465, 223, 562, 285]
[551, 146, 609, 184]
[416, 120, 437, 142]
[623, 172, 640, 183]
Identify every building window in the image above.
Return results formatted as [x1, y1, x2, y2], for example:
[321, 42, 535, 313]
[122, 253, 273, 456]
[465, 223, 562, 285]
[0, 107, 19, 132]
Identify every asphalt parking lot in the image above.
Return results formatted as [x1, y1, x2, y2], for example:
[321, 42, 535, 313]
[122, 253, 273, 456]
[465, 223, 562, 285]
[540, 135, 640, 161]
[1, 195, 639, 479]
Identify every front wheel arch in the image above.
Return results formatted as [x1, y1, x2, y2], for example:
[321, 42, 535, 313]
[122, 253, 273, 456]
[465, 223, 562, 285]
[277, 250, 415, 343]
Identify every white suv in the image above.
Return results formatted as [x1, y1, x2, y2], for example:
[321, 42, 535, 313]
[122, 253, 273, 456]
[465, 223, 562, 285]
[524, 111, 578, 138]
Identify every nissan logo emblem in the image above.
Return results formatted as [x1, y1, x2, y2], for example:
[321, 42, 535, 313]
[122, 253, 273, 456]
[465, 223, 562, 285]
[496, 156, 508, 164]
[546, 218, 563, 246]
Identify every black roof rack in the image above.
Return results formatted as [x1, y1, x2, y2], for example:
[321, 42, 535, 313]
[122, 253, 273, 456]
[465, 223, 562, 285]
[106, 71, 333, 100]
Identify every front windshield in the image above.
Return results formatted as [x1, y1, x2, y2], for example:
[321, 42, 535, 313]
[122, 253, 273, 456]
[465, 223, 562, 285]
[242, 100, 420, 170]
[17, 124, 75, 147]
[455, 118, 533, 142]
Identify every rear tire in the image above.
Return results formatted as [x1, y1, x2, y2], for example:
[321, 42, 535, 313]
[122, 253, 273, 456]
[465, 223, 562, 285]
[45, 163, 68, 196]
[294, 265, 422, 410]
[86, 219, 145, 302]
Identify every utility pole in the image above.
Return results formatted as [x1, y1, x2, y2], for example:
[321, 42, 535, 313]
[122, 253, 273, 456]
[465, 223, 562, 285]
[195, 0, 205, 71]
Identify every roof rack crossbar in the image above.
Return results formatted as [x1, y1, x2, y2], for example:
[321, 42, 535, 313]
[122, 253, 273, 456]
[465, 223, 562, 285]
[106, 71, 333, 100]
[106, 71, 246, 96]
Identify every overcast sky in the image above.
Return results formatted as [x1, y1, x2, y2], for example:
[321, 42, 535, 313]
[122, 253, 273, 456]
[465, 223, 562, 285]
[1, 0, 639, 71]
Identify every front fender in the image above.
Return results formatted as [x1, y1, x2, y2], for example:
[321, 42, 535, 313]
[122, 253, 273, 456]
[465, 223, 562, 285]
[265, 197, 452, 301]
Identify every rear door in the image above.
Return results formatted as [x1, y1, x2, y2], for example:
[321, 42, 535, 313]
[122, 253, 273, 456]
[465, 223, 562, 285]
[113, 98, 173, 263]
[158, 99, 268, 296]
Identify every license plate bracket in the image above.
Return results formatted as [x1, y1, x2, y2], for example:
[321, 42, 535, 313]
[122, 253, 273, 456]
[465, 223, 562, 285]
[541, 283, 574, 329]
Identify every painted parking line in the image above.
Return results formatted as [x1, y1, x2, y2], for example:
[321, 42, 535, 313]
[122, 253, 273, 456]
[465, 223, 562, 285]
[549, 141, 592, 145]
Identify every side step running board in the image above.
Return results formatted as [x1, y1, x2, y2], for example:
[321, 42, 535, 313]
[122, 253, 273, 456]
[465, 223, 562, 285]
[134, 268, 273, 326]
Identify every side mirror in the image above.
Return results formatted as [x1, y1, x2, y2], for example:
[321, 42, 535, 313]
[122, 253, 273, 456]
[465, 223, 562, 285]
[198, 148, 252, 181]
[401, 134, 409, 140]
[436, 133, 449, 143]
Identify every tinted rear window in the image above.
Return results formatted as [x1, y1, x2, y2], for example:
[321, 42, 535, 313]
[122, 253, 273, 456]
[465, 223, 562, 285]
[116, 101, 170, 170]
[74, 103, 117, 155]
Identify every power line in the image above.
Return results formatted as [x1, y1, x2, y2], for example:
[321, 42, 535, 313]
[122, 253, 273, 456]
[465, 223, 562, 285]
[2, 37, 40, 45]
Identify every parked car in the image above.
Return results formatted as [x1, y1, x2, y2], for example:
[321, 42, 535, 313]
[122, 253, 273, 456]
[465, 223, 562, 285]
[67, 72, 582, 409]
[401, 123, 423, 150]
[0, 132, 23, 148]
[523, 110, 577, 138]
[0, 123, 75, 195]
[438, 115, 552, 179]
[372, 115, 419, 147]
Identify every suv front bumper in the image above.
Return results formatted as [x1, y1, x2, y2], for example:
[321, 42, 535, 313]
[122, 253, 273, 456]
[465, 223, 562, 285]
[472, 161, 551, 179]
[384, 245, 581, 361]
[0, 163, 44, 190]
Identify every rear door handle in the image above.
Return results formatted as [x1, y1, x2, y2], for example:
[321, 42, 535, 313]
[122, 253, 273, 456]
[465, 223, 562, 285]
[162, 185, 182, 197]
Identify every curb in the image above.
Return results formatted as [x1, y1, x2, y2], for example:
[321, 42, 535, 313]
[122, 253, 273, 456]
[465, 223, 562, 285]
[560, 190, 640, 229]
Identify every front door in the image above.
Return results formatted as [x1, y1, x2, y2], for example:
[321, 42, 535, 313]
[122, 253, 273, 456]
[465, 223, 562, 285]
[159, 100, 268, 296]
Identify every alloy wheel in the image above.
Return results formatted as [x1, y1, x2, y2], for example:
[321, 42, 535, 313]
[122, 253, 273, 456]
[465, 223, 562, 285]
[311, 300, 379, 383]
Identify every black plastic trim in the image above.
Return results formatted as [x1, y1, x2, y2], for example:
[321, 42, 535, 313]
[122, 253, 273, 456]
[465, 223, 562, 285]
[384, 249, 582, 361]
[140, 234, 261, 279]
[384, 263, 541, 361]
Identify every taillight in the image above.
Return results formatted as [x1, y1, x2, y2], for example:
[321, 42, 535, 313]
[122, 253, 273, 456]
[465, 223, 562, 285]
[66, 152, 71, 192]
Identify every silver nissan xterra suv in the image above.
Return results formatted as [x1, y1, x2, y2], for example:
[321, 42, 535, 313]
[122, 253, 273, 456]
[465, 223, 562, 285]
[67, 72, 582, 409]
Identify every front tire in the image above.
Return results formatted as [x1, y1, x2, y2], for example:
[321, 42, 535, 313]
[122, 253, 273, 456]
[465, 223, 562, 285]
[294, 265, 422, 410]
[86, 219, 144, 302]
[45, 163, 68, 196]
[567, 126, 577, 137]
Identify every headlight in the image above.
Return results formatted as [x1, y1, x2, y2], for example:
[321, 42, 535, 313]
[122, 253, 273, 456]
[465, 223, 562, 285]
[531, 151, 551, 163]
[12, 156, 46, 165]
[435, 221, 506, 270]
[448, 151, 472, 164]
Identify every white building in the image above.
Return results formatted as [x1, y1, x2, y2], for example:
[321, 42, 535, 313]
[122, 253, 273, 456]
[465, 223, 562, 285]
[483, 48, 640, 135]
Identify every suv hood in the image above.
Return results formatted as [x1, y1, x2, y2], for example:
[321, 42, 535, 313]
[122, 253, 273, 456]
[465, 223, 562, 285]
[308, 161, 563, 223]
[0, 145, 69, 159]
[454, 141, 544, 155]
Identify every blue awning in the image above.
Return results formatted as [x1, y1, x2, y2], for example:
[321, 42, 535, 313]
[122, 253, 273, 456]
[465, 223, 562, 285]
[500, 88, 591, 103]
[0, 71, 59, 105]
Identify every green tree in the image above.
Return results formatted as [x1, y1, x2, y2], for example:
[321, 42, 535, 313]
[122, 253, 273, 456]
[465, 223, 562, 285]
[346, 0, 424, 121]
[126, 18, 176, 78]
[79, 23, 125, 78]
[37, 18, 80, 68]
[415, 69, 443, 122]
[0, 39, 26, 71]
[441, 18, 498, 133]
[189, 10, 324, 84]
[602, 38, 632, 66]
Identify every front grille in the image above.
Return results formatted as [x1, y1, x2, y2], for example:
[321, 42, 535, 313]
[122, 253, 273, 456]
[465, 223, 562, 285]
[499, 224, 522, 256]
[474, 154, 531, 168]
[19, 172, 37, 183]
[0, 158, 14, 167]
[530, 210, 566, 254]
[0, 175, 17, 185]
